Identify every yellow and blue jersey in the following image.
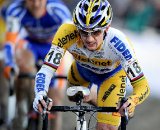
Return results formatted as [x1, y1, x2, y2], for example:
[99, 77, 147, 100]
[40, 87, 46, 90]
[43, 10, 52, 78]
[35, 23, 150, 126]
[43, 23, 150, 105]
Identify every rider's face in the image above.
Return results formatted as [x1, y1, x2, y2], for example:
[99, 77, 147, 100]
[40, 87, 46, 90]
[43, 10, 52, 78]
[25, 0, 47, 18]
[79, 29, 104, 51]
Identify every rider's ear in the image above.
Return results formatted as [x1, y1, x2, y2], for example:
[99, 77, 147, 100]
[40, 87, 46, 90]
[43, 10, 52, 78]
[103, 25, 110, 39]
[105, 25, 110, 32]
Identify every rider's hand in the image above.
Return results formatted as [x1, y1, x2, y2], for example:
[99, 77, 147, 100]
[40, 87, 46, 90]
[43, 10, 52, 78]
[33, 92, 53, 114]
[117, 98, 135, 118]
[127, 98, 136, 118]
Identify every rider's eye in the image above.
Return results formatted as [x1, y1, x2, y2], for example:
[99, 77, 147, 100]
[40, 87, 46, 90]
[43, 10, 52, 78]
[79, 30, 89, 36]
[92, 30, 102, 36]
[79, 29, 103, 37]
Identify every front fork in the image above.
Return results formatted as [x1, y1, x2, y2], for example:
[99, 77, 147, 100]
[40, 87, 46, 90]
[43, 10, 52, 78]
[76, 112, 87, 130]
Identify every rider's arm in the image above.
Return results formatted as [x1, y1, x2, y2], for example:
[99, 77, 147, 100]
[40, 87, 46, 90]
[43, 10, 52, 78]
[33, 23, 78, 112]
[35, 23, 78, 95]
[111, 32, 150, 117]
[33, 63, 55, 112]
[110, 30, 150, 106]
[35, 43, 66, 95]
[35, 64, 56, 96]
[119, 37, 150, 106]
[33, 43, 65, 112]
[122, 59, 150, 117]
[110, 28, 150, 106]
[123, 59, 150, 106]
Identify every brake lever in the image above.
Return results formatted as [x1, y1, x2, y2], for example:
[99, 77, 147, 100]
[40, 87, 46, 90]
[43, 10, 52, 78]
[42, 96, 50, 120]
[121, 97, 129, 119]
[120, 97, 129, 130]
[42, 96, 50, 130]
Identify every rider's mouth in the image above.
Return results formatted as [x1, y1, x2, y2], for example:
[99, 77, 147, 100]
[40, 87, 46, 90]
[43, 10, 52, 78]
[86, 42, 96, 47]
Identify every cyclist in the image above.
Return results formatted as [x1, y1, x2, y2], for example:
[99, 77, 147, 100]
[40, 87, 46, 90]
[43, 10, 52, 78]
[3, 0, 72, 130]
[33, 0, 150, 130]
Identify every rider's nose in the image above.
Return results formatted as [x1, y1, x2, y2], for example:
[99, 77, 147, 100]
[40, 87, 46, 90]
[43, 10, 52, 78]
[86, 35, 94, 41]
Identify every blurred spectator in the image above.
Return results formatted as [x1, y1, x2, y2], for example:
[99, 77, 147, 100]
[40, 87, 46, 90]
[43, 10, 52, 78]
[124, 0, 155, 33]
[63, 0, 160, 33]
[152, 0, 160, 33]
[108, 0, 132, 19]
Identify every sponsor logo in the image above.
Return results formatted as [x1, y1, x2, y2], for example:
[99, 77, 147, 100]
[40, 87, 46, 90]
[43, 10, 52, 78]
[139, 86, 149, 102]
[110, 36, 132, 60]
[36, 73, 45, 92]
[102, 84, 116, 102]
[80, 63, 111, 73]
[129, 96, 139, 105]
[72, 52, 112, 67]
[117, 75, 126, 102]
[112, 112, 121, 117]
[57, 30, 78, 47]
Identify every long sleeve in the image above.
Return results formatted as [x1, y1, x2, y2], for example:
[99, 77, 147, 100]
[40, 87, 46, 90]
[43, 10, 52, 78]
[128, 76, 150, 105]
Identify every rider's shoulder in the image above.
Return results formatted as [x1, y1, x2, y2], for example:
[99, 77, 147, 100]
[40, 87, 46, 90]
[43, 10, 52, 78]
[107, 27, 130, 44]
[108, 27, 127, 39]
[52, 23, 78, 48]
[56, 23, 78, 39]
[6, 0, 25, 17]
[54, 23, 78, 39]
[59, 23, 76, 30]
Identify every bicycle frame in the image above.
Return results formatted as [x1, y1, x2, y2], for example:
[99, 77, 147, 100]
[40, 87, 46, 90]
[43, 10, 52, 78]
[76, 111, 87, 130]
[75, 92, 87, 130]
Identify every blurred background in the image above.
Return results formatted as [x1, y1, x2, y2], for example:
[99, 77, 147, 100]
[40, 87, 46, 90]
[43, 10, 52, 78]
[0, 0, 160, 130]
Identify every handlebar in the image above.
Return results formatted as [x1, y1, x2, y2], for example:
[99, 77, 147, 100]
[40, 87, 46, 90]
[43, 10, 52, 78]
[43, 105, 128, 130]
[119, 97, 129, 130]
[42, 95, 129, 130]
[50, 106, 118, 112]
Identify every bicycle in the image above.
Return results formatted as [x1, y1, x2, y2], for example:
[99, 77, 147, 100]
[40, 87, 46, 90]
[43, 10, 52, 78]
[42, 86, 129, 130]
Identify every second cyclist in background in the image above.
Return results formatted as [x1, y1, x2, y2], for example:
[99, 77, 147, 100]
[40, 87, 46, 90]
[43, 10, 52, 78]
[3, 0, 72, 130]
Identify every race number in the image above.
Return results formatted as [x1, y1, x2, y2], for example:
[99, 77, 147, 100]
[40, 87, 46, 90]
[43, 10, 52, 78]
[125, 60, 142, 80]
[45, 45, 64, 67]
